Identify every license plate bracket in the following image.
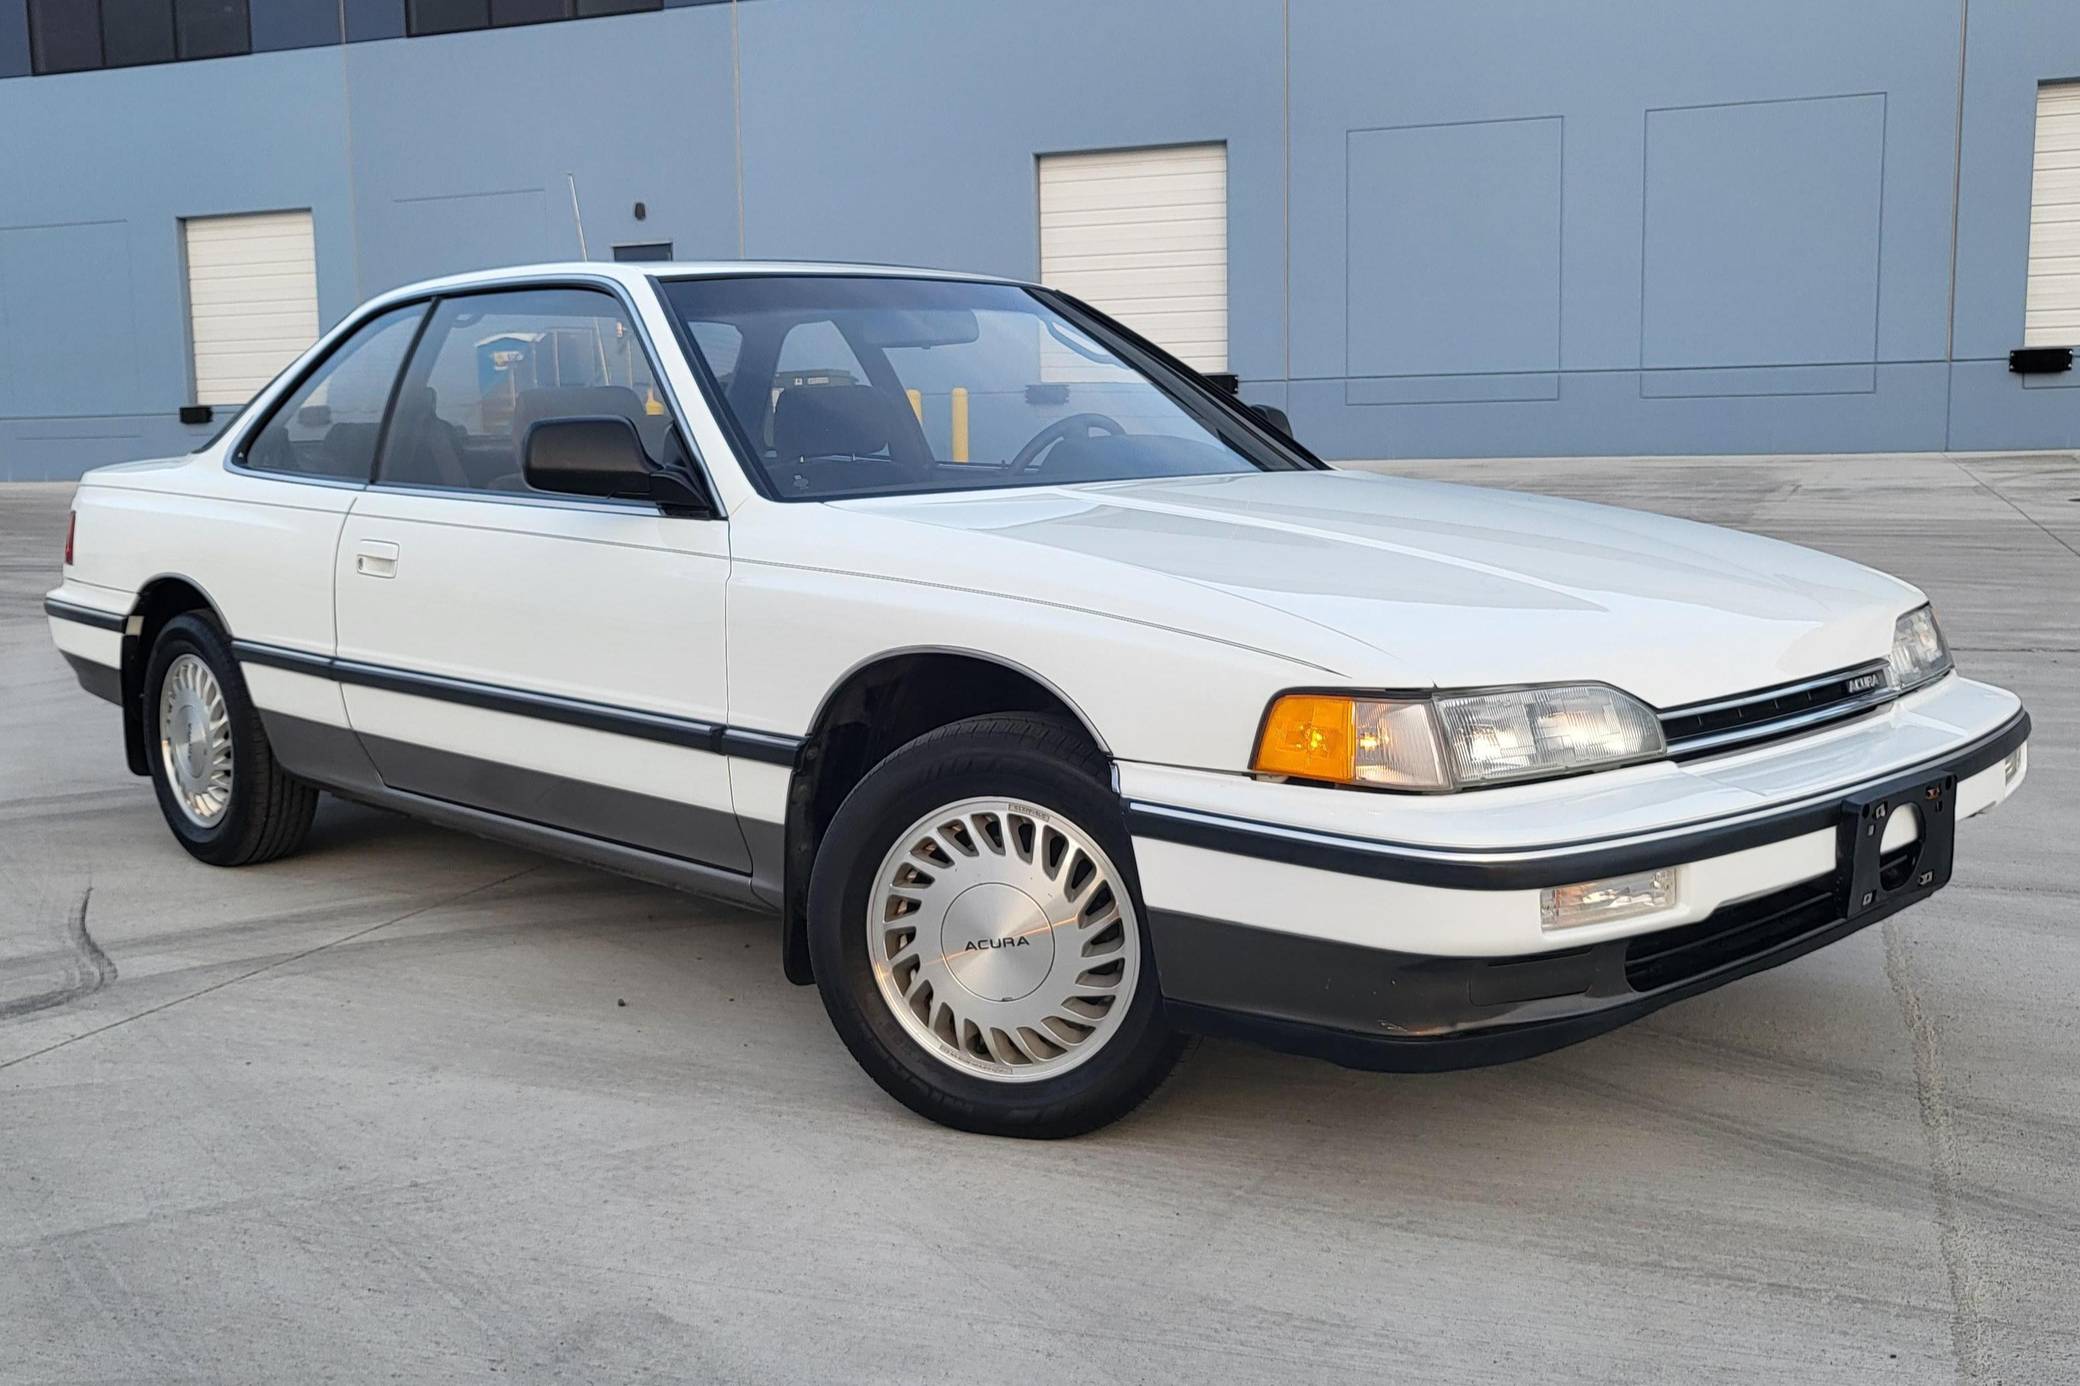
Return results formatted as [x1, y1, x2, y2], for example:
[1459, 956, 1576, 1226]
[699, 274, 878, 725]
[1837, 772, 1957, 920]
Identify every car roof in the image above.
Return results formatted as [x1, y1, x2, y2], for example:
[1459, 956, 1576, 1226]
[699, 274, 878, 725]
[370, 259, 1027, 305]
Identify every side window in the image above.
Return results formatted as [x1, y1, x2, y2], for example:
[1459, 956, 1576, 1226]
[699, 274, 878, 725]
[377, 287, 665, 493]
[240, 305, 424, 482]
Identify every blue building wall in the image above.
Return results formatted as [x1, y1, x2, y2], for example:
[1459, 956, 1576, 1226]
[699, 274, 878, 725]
[1, 0, 2077, 479]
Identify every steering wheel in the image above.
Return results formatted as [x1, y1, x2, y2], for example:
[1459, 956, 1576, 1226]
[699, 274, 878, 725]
[1008, 413, 1125, 473]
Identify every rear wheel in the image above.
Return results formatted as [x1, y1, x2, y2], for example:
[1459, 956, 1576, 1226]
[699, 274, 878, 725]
[144, 613, 317, 866]
[808, 714, 1185, 1137]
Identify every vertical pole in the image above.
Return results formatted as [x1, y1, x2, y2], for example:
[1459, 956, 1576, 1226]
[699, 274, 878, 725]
[950, 387, 969, 462]
[906, 388, 923, 423]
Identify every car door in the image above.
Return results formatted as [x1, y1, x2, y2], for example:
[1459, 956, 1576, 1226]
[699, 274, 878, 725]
[209, 303, 428, 758]
[332, 283, 746, 874]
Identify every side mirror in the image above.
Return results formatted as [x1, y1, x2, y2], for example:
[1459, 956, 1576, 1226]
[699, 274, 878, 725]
[1249, 403, 1296, 439]
[523, 415, 714, 516]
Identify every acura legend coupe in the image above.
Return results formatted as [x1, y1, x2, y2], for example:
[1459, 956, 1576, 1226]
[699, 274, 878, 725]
[44, 262, 2030, 1136]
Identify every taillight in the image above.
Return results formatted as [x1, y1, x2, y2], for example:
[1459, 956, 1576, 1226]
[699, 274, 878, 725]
[64, 511, 76, 567]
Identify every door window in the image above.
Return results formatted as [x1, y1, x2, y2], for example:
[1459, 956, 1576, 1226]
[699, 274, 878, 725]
[377, 287, 667, 493]
[240, 303, 424, 483]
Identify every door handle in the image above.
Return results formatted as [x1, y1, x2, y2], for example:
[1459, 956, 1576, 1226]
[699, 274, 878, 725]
[355, 540, 400, 579]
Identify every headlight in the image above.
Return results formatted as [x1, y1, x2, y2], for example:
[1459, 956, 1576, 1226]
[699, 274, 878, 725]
[1887, 604, 1952, 693]
[1253, 685, 1665, 791]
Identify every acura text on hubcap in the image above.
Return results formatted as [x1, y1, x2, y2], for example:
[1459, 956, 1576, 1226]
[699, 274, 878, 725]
[159, 653, 233, 827]
[869, 797, 1139, 1081]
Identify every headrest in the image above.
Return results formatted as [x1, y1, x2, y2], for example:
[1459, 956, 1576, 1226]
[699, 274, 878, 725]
[772, 385, 904, 462]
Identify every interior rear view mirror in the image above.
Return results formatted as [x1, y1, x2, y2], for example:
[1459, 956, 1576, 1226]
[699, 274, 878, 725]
[853, 308, 981, 349]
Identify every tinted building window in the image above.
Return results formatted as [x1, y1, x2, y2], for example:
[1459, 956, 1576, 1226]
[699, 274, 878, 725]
[407, 0, 659, 35]
[242, 306, 426, 483]
[101, 0, 176, 66]
[491, 0, 565, 24]
[29, 0, 249, 73]
[409, 0, 488, 34]
[611, 242, 674, 263]
[177, 0, 250, 59]
[28, 1, 104, 73]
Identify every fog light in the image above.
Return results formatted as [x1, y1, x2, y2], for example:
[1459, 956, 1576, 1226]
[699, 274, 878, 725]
[1540, 868, 1677, 932]
[2005, 746, 2025, 784]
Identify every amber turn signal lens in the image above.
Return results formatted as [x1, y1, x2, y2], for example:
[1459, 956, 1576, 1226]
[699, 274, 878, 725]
[1253, 695, 1356, 781]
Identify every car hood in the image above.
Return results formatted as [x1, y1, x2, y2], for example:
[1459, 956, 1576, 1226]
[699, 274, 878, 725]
[835, 469, 1920, 708]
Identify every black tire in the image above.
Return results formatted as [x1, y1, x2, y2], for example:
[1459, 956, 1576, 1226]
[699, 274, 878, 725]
[807, 713, 1186, 1138]
[143, 612, 317, 867]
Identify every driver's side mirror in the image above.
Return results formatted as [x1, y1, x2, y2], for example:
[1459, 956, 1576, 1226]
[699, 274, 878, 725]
[522, 415, 711, 516]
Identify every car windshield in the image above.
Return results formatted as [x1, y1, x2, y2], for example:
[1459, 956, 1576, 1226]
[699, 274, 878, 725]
[657, 275, 1311, 501]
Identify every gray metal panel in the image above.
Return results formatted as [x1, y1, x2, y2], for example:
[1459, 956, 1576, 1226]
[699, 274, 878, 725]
[1641, 95, 1886, 372]
[258, 713, 385, 793]
[4, 0, 2080, 465]
[1345, 117, 1563, 382]
[252, 0, 344, 52]
[358, 733, 752, 872]
[341, 6, 738, 294]
[0, 221, 137, 416]
[0, 2, 28, 79]
[61, 652, 122, 705]
[260, 712, 767, 905]
[343, 0, 405, 42]
[333, 779, 769, 911]
[735, 815, 785, 910]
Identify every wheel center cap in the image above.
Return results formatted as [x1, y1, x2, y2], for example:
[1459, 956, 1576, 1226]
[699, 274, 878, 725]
[939, 883, 1055, 1003]
[174, 707, 206, 779]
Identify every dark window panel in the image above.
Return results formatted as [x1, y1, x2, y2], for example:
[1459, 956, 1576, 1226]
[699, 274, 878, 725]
[408, 0, 489, 35]
[29, 0, 106, 72]
[102, 0, 177, 67]
[612, 242, 674, 263]
[492, 0, 567, 23]
[576, 0, 661, 15]
[176, 0, 250, 59]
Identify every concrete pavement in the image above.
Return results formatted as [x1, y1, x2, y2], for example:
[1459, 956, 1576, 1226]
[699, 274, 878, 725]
[1, 455, 2075, 1383]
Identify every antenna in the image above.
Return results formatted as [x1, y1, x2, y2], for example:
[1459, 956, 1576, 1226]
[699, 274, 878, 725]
[566, 172, 591, 261]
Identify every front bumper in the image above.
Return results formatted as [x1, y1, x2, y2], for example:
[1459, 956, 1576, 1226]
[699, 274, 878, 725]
[1126, 680, 2028, 1071]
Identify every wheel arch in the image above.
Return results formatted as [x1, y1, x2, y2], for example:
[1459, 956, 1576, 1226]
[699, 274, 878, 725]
[800, 645, 1112, 759]
[779, 647, 1113, 985]
[120, 574, 233, 776]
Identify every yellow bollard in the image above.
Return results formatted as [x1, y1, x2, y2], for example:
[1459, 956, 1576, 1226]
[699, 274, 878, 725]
[906, 388, 923, 423]
[950, 387, 969, 463]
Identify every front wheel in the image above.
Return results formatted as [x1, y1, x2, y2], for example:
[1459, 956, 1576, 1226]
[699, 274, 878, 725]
[807, 714, 1185, 1137]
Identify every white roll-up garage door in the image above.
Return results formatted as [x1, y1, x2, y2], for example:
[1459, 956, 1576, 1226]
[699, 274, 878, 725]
[2025, 83, 2080, 347]
[184, 210, 321, 406]
[1039, 143, 1228, 373]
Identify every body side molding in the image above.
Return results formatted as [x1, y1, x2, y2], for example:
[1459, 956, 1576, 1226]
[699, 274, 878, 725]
[232, 639, 803, 764]
[43, 596, 129, 631]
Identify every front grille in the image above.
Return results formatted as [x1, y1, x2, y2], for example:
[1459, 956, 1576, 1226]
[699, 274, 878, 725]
[1659, 661, 1894, 759]
[1623, 877, 1838, 992]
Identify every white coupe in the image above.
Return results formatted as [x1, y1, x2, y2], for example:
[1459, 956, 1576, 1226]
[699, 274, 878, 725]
[45, 262, 2031, 1136]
